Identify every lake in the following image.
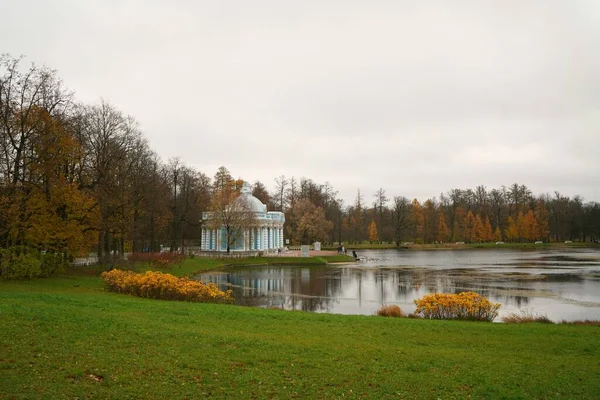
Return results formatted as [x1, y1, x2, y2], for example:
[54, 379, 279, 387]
[196, 248, 600, 322]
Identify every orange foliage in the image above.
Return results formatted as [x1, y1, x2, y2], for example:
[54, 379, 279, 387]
[101, 270, 233, 304]
[436, 214, 450, 243]
[376, 305, 406, 317]
[368, 219, 379, 243]
[413, 292, 500, 321]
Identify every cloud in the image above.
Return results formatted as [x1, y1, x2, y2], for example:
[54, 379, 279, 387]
[1, 0, 599, 204]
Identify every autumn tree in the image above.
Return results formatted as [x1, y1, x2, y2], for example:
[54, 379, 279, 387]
[410, 199, 424, 243]
[505, 216, 518, 242]
[473, 214, 485, 243]
[292, 199, 333, 244]
[436, 214, 450, 243]
[368, 219, 379, 243]
[462, 211, 476, 243]
[422, 199, 436, 244]
[483, 216, 494, 242]
[533, 199, 549, 241]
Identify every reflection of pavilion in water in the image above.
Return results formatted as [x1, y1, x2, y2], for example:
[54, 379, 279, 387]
[203, 268, 343, 312]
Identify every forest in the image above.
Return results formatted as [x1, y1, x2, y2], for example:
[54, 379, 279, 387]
[1, 54, 599, 268]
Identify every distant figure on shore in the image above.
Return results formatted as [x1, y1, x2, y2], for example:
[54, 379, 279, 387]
[352, 250, 358, 259]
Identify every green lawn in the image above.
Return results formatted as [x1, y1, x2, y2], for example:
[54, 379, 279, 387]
[1, 265, 599, 399]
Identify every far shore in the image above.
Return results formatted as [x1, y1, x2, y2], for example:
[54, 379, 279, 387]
[322, 242, 600, 251]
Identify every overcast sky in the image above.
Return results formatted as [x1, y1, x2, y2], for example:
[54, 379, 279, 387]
[2, 0, 599, 205]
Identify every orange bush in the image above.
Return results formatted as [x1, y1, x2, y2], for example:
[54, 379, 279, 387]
[376, 305, 406, 317]
[101, 269, 233, 304]
[413, 292, 500, 322]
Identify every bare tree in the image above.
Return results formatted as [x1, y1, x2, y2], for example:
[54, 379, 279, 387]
[392, 196, 412, 246]
[273, 175, 288, 211]
[207, 184, 257, 254]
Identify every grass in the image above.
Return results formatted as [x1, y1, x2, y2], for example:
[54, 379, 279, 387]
[1, 267, 599, 399]
[91, 254, 355, 279]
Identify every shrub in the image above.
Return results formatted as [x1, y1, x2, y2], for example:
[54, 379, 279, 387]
[413, 292, 500, 322]
[40, 252, 69, 276]
[101, 269, 233, 304]
[376, 305, 406, 317]
[0, 248, 42, 279]
[503, 310, 553, 324]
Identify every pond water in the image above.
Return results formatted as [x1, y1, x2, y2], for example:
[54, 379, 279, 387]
[195, 249, 600, 322]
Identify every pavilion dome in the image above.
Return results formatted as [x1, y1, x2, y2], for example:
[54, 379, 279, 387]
[234, 182, 267, 213]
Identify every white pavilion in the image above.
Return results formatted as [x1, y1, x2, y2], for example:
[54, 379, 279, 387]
[200, 182, 285, 252]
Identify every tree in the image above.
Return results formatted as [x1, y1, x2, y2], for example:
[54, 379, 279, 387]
[368, 219, 379, 243]
[207, 182, 257, 254]
[483, 216, 494, 242]
[462, 211, 476, 243]
[535, 199, 550, 241]
[252, 180, 271, 205]
[292, 199, 333, 244]
[473, 214, 485, 243]
[410, 199, 424, 242]
[436, 214, 450, 243]
[494, 226, 502, 242]
[349, 189, 365, 243]
[422, 199, 436, 244]
[392, 196, 412, 246]
[505, 217, 518, 242]
[272, 175, 288, 211]
[213, 166, 233, 191]
[373, 188, 387, 240]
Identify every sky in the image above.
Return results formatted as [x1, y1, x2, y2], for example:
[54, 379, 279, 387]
[2, 0, 599, 205]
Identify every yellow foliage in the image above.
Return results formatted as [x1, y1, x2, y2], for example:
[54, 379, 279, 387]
[413, 292, 500, 321]
[101, 270, 233, 304]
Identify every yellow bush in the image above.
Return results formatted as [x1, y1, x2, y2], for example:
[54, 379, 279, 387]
[376, 305, 406, 317]
[101, 269, 233, 304]
[413, 292, 500, 322]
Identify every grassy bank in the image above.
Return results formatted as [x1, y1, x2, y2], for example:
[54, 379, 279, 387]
[1, 269, 599, 399]
[127, 254, 354, 278]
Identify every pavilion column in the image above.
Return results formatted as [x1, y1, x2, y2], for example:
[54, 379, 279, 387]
[279, 227, 283, 248]
[263, 227, 269, 250]
[201, 228, 206, 250]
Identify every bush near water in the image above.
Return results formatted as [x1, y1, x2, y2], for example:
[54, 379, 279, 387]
[101, 269, 233, 304]
[413, 292, 500, 321]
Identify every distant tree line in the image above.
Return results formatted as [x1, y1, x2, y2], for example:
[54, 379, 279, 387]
[1, 55, 599, 275]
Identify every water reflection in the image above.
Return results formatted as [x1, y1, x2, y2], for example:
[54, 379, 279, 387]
[197, 249, 600, 321]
